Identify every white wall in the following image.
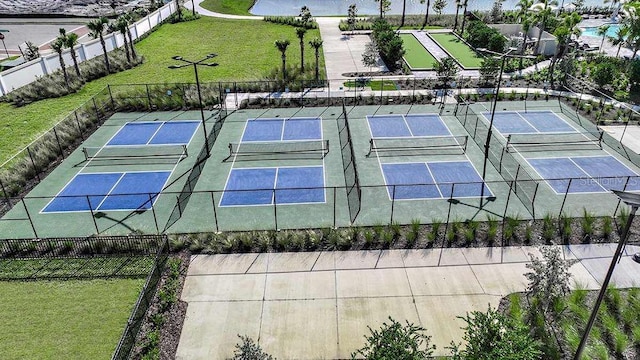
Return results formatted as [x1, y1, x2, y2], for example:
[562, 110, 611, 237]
[0, 2, 178, 96]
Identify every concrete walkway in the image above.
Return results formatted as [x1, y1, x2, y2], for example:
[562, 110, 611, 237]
[176, 244, 640, 359]
[185, 0, 262, 19]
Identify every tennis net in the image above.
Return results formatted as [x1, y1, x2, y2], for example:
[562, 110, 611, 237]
[506, 131, 603, 153]
[83, 144, 188, 161]
[367, 135, 468, 156]
[226, 140, 329, 160]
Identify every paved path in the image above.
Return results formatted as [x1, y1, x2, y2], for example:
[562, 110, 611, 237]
[411, 31, 449, 61]
[176, 244, 640, 359]
[185, 0, 262, 19]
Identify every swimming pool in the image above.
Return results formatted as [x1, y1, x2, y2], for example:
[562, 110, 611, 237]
[582, 24, 622, 38]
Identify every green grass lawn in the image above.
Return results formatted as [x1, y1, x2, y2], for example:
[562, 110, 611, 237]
[399, 33, 438, 70]
[0, 17, 324, 165]
[344, 79, 398, 91]
[0, 279, 144, 360]
[429, 32, 484, 69]
[199, 0, 255, 15]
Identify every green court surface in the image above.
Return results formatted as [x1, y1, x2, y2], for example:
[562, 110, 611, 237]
[3, 101, 639, 238]
[0, 278, 144, 360]
[400, 33, 439, 70]
[429, 32, 484, 69]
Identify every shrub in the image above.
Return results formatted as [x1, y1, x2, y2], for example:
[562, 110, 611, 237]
[370, 18, 405, 70]
[231, 335, 275, 360]
[351, 317, 436, 359]
[263, 16, 317, 29]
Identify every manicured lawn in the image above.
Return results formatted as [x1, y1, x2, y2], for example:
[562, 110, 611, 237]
[0, 279, 145, 360]
[0, 17, 324, 164]
[400, 33, 438, 70]
[344, 79, 398, 91]
[199, 0, 255, 15]
[429, 32, 483, 69]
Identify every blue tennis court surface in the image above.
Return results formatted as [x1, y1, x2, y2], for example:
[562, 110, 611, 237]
[220, 166, 325, 206]
[527, 155, 640, 194]
[241, 117, 322, 142]
[381, 160, 492, 200]
[367, 114, 450, 138]
[482, 110, 576, 135]
[108, 121, 199, 146]
[42, 171, 171, 213]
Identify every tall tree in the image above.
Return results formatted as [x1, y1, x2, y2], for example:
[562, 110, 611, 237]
[51, 37, 69, 88]
[549, 12, 581, 86]
[375, 0, 390, 18]
[432, 0, 447, 17]
[399, 0, 407, 29]
[460, 0, 469, 34]
[420, 0, 431, 30]
[516, 0, 534, 67]
[174, 0, 182, 22]
[116, 15, 131, 63]
[532, 0, 553, 55]
[274, 39, 290, 80]
[597, 24, 611, 54]
[453, 0, 461, 32]
[609, 25, 629, 57]
[309, 37, 323, 81]
[87, 17, 111, 73]
[59, 28, 81, 78]
[296, 27, 306, 72]
[347, 4, 358, 33]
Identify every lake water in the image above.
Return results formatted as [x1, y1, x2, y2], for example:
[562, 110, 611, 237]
[250, 0, 605, 16]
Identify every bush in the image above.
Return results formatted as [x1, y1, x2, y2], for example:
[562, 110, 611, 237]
[465, 20, 505, 53]
[371, 18, 405, 71]
[263, 16, 317, 29]
[352, 317, 436, 359]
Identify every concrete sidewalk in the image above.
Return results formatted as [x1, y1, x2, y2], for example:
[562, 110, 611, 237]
[176, 244, 640, 359]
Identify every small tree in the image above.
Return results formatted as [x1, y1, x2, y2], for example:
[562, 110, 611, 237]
[591, 61, 618, 90]
[59, 28, 81, 77]
[351, 317, 436, 359]
[299, 6, 312, 26]
[490, 0, 505, 23]
[420, 0, 431, 29]
[450, 305, 542, 360]
[525, 246, 574, 315]
[362, 41, 379, 73]
[295, 27, 306, 72]
[309, 37, 323, 81]
[375, 0, 391, 18]
[432, 0, 447, 16]
[434, 57, 459, 87]
[347, 4, 358, 33]
[23, 41, 40, 61]
[274, 39, 290, 80]
[231, 335, 275, 360]
[479, 57, 501, 85]
[50, 37, 69, 88]
[87, 17, 111, 73]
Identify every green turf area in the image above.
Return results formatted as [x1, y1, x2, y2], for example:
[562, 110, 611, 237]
[343, 79, 398, 90]
[429, 32, 483, 69]
[199, 0, 255, 15]
[0, 279, 144, 360]
[399, 33, 438, 70]
[0, 17, 324, 164]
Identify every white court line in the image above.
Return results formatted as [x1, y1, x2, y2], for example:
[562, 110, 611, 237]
[145, 121, 166, 145]
[401, 114, 415, 137]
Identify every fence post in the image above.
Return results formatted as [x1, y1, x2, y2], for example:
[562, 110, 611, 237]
[52, 127, 65, 159]
[211, 192, 219, 233]
[26, 147, 40, 182]
[531, 182, 539, 219]
[92, 98, 99, 119]
[108, 85, 115, 109]
[0, 178, 11, 206]
[558, 178, 572, 219]
[333, 187, 337, 229]
[149, 193, 159, 235]
[390, 185, 397, 224]
[176, 195, 183, 217]
[87, 195, 100, 234]
[21, 198, 38, 239]
[74, 111, 85, 140]
[146, 84, 152, 110]
[273, 189, 278, 231]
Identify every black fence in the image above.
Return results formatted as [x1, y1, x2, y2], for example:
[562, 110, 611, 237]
[111, 235, 169, 360]
[338, 99, 362, 224]
[0, 235, 165, 280]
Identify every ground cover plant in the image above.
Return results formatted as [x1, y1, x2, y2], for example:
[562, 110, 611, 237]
[0, 16, 324, 165]
[199, 0, 255, 15]
[429, 32, 483, 69]
[0, 279, 144, 360]
[399, 33, 438, 70]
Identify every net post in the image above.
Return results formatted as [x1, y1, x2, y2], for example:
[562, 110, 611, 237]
[182, 144, 188, 159]
[149, 193, 160, 235]
[211, 191, 220, 233]
[367, 139, 374, 157]
[506, 135, 512, 153]
[598, 130, 604, 149]
[463, 135, 468, 153]
[558, 178, 572, 219]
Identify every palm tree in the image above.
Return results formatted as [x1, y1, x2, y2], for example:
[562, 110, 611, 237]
[275, 39, 290, 80]
[116, 15, 131, 63]
[309, 37, 323, 81]
[51, 37, 69, 87]
[420, 0, 431, 30]
[519, 17, 533, 69]
[597, 24, 611, 54]
[549, 12, 581, 86]
[59, 28, 81, 78]
[174, 0, 182, 22]
[87, 17, 111, 73]
[531, 0, 554, 55]
[296, 27, 306, 72]
[399, 0, 407, 29]
[609, 25, 629, 57]
[622, 2, 640, 58]
[124, 14, 137, 60]
[453, 0, 461, 32]
[460, 0, 469, 34]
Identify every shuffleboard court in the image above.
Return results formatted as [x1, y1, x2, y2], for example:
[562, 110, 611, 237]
[429, 32, 483, 69]
[399, 33, 438, 70]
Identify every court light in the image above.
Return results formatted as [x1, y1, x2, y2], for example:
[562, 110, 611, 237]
[573, 190, 640, 360]
[168, 54, 221, 157]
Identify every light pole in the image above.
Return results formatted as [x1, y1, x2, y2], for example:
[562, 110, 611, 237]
[476, 47, 535, 207]
[573, 190, 640, 359]
[168, 54, 218, 157]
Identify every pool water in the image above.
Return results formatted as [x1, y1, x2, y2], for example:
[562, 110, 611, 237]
[582, 24, 622, 38]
